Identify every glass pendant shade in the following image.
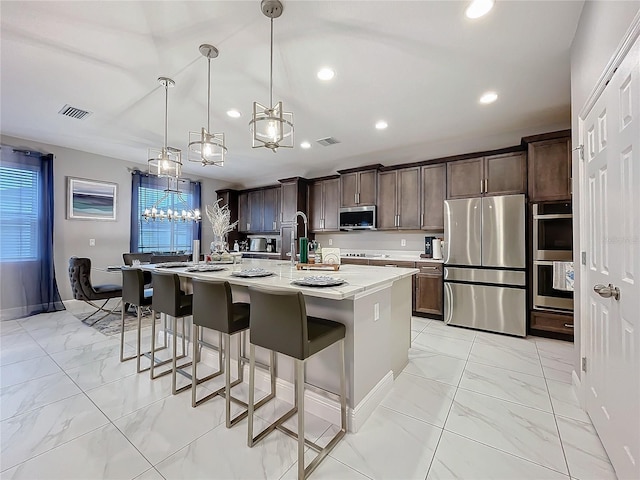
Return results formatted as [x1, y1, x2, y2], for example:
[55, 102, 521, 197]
[188, 128, 226, 166]
[250, 101, 293, 151]
[148, 146, 182, 178]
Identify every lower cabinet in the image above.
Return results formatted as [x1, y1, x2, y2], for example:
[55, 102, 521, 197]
[342, 258, 443, 317]
[414, 262, 443, 317]
[530, 310, 574, 338]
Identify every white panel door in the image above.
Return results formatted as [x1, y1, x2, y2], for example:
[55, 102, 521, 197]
[583, 35, 640, 480]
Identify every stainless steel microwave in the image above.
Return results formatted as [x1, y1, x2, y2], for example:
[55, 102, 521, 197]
[339, 206, 376, 230]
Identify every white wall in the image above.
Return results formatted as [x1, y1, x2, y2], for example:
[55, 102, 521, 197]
[1, 135, 232, 301]
[570, 1, 640, 377]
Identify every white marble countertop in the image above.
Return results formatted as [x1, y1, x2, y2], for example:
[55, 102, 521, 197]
[143, 258, 417, 300]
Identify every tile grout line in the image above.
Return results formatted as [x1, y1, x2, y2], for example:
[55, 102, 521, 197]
[536, 340, 573, 479]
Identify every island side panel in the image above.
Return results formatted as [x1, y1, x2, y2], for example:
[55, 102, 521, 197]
[390, 275, 412, 377]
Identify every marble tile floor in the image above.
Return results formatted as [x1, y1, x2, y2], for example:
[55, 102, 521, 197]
[0, 308, 617, 480]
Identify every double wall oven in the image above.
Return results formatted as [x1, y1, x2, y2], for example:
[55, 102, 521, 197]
[532, 202, 573, 312]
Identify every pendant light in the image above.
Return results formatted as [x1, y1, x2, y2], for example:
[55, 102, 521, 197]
[188, 44, 227, 166]
[249, 0, 294, 152]
[148, 77, 182, 178]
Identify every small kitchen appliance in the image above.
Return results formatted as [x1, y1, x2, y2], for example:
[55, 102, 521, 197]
[424, 236, 435, 258]
[249, 237, 267, 252]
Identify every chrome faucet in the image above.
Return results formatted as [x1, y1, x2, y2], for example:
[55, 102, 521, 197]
[290, 211, 308, 266]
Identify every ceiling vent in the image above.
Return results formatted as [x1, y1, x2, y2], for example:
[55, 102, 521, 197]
[316, 136, 341, 147]
[58, 104, 92, 120]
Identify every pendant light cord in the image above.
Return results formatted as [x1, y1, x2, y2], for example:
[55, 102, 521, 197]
[207, 56, 211, 132]
[163, 81, 168, 151]
[269, 16, 274, 107]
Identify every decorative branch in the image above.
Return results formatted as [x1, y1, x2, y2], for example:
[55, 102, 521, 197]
[205, 198, 238, 238]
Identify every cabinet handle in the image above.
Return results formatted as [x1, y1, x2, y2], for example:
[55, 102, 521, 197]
[273, 221, 276, 230]
[421, 213, 424, 226]
[397, 214, 401, 227]
[564, 323, 574, 328]
[247, 223, 250, 231]
[385, 264, 399, 267]
[354, 193, 357, 204]
[480, 179, 484, 194]
[485, 178, 488, 193]
[357, 192, 360, 204]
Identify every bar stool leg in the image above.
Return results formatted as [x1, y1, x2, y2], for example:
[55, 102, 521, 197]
[172, 315, 178, 394]
[247, 343, 256, 446]
[340, 339, 347, 432]
[119, 306, 136, 362]
[225, 333, 232, 427]
[296, 359, 305, 480]
[191, 323, 199, 407]
[150, 309, 157, 379]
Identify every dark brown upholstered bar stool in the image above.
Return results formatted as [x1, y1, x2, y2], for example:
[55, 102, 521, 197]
[150, 271, 192, 394]
[121, 267, 162, 373]
[191, 280, 276, 427]
[122, 253, 152, 288]
[247, 288, 347, 480]
[68, 257, 122, 324]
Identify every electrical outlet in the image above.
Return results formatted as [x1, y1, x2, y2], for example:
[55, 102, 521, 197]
[329, 238, 333, 246]
[374, 303, 379, 321]
[401, 239, 406, 247]
[89, 239, 96, 247]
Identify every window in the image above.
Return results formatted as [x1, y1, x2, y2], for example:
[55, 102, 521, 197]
[0, 162, 40, 262]
[131, 173, 201, 253]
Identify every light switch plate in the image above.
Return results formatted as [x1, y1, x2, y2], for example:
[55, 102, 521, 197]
[374, 303, 379, 321]
[89, 239, 96, 246]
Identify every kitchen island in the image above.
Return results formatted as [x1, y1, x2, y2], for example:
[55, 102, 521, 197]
[144, 258, 417, 431]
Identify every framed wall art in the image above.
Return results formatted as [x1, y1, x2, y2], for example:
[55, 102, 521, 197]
[67, 177, 117, 221]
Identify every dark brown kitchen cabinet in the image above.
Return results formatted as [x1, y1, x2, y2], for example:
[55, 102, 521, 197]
[340, 169, 378, 207]
[248, 190, 264, 232]
[530, 310, 574, 338]
[447, 153, 525, 199]
[340, 257, 370, 265]
[414, 262, 443, 317]
[420, 164, 446, 231]
[309, 177, 339, 232]
[278, 177, 309, 259]
[484, 152, 526, 195]
[528, 136, 572, 201]
[215, 189, 240, 246]
[262, 186, 281, 232]
[377, 167, 421, 230]
[238, 192, 249, 233]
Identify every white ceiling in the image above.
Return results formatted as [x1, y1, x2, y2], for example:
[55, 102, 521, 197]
[0, 1, 583, 189]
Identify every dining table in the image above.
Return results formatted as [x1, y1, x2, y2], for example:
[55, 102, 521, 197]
[141, 258, 417, 432]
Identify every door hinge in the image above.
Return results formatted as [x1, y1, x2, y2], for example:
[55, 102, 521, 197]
[582, 356, 587, 373]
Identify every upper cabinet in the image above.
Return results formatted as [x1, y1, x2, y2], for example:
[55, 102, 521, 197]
[237, 186, 280, 233]
[308, 177, 339, 232]
[527, 136, 571, 202]
[447, 152, 526, 199]
[377, 167, 421, 230]
[215, 189, 240, 245]
[340, 168, 378, 207]
[262, 186, 281, 232]
[420, 164, 446, 231]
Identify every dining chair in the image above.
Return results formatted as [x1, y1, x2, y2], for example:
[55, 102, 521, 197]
[68, 256, 122, 324]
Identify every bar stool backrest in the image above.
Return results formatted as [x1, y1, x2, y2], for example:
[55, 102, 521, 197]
[248, 288, 308, 360]
[123, 253, 152, 265]
[150, 254, 190, 264]
[121, 267, 147, 305]
[192, 280, 233, 333]
[151, 271, 182, 316]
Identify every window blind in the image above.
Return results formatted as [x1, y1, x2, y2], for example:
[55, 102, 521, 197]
[0, 164, 40, 261]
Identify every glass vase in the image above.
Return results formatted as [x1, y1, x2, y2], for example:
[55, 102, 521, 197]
[211, 235, 228, 254]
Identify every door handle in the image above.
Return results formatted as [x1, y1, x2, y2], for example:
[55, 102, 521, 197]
[593, 283, 620, 300]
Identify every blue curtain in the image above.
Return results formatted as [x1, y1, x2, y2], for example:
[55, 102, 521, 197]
[130, 171, 201, 253]
[0, 147, 64, 320]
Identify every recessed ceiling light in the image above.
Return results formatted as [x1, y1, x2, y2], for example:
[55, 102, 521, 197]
[226, 109, 241, 118]
[479, 91, 498, 104]
[465, 0, 494, 19]
[375, 120, 388, 130]
[300, 141, 311, 149]
[317, 68, 335, 81]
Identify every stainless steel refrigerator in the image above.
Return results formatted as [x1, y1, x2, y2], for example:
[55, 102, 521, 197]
[443, 194, 526, 337]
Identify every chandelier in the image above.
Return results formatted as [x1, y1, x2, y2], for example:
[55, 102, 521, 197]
[249, 0, 294, 152]
[188, 44, 227, 166]
[148, 77, 182, 178]
[142, 177, 201, 222]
